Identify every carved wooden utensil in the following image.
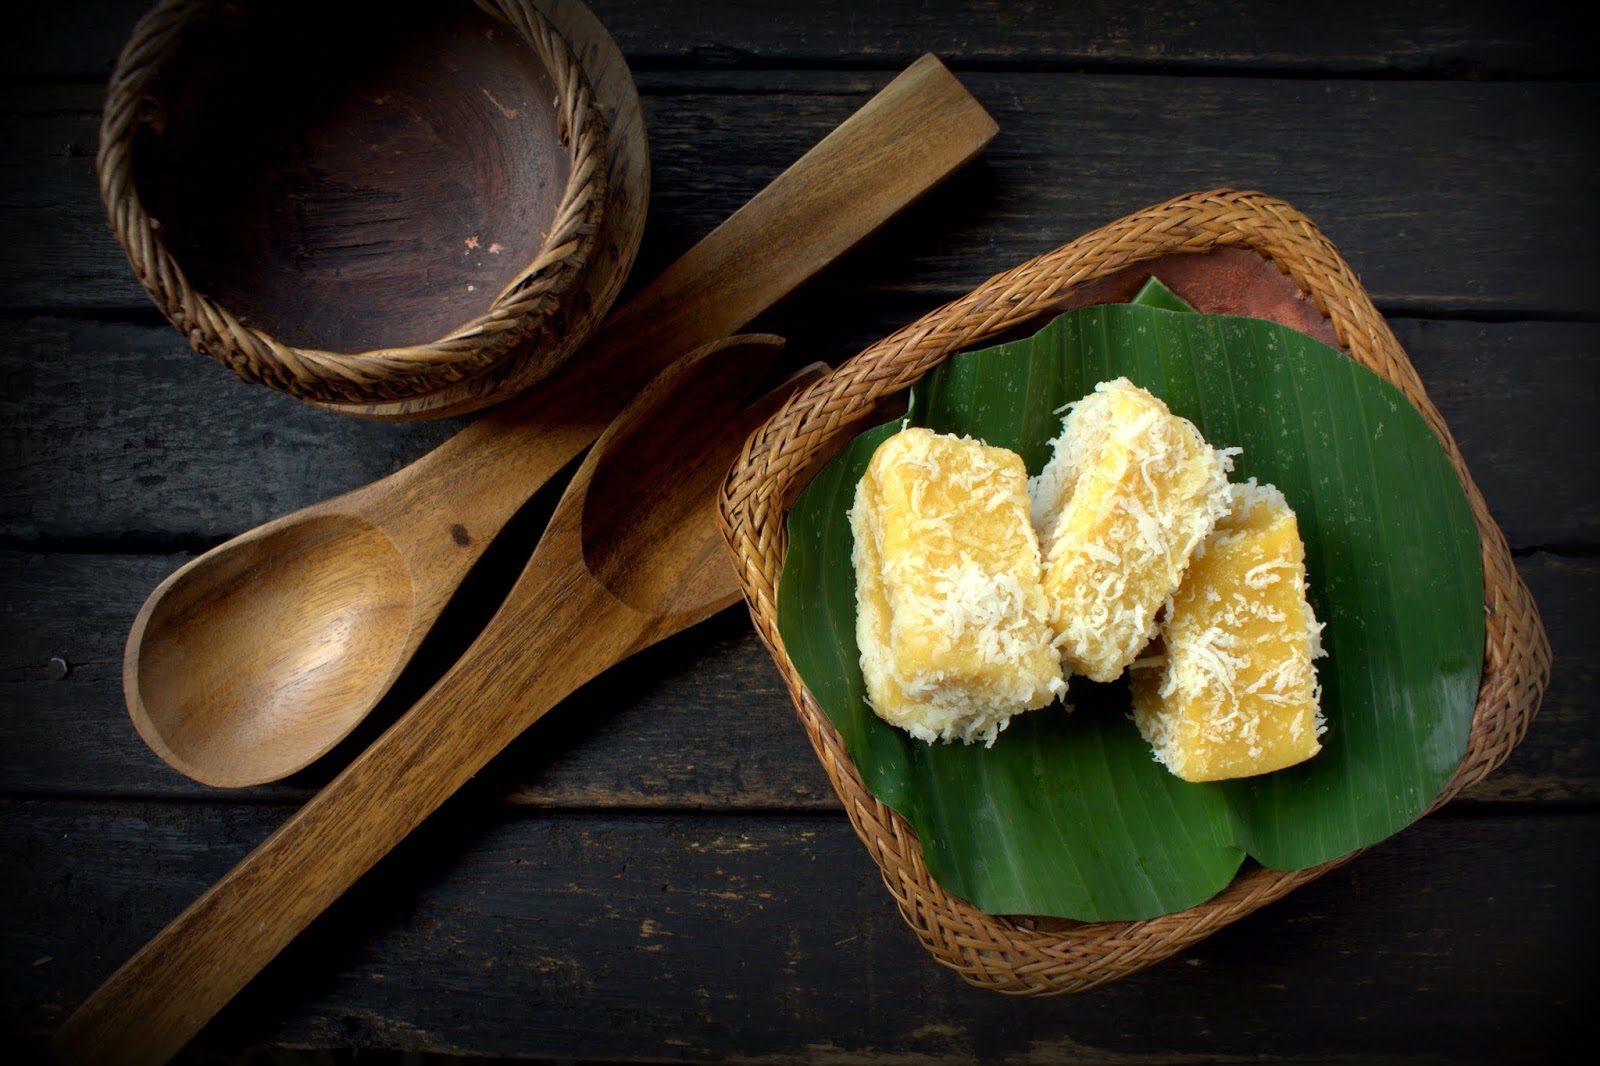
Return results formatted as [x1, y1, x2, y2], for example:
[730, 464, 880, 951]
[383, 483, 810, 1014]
[54, 336, 824, 1066]
[123, 53, 999, 787]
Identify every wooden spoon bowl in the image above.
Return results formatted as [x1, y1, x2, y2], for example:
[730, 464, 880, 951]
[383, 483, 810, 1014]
[582, 348, 785, 617]
[129, 514, 414, 783]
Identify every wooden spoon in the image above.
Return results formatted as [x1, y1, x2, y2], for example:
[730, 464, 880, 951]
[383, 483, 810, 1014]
[126, 53, 998, 787]
[54, 335, 825, 1066]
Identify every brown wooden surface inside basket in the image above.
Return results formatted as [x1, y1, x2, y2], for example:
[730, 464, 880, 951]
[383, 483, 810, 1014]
[718, 188, 1552, 994]
[96, 0, 608, 406]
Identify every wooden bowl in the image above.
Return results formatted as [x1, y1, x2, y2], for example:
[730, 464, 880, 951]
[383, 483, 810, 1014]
[97, 0, 609, 407]
[719, 189, 1551, 994]
[314, 0, 650, 420]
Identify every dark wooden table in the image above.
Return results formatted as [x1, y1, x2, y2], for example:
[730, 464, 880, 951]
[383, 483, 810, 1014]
[4, 2, 1597, 1062]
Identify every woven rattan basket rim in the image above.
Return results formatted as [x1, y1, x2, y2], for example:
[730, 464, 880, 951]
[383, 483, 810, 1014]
[718, 188, 1552, 994]
[96, 0, 608, 406]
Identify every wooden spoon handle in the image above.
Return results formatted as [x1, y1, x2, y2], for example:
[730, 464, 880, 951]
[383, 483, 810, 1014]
[389, 53, 997, 548]
[54, 552, 641, 1066]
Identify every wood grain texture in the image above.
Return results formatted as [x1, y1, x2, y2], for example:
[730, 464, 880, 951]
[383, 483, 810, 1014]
[2, 551, 1589, 807]
[2, 1, 1594, 1060]
[8, 0, 1596, 79]
[7, 802, 1595, 1062]
[4, 74, 1597, 318]
[628, 70, 1600, 316]
[596, 0, 1600, 78]
[0, 547, 832, 805]
[5, 318, 1593, 549]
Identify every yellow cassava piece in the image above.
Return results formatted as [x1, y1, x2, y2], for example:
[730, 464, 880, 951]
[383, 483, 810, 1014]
[850, 427, 1065, 746]
[1030, 377, 1234, 682]
[1130, 479, 1327, 782]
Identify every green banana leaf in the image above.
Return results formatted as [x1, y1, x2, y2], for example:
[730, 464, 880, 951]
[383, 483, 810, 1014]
[777, 280, 1483, 921]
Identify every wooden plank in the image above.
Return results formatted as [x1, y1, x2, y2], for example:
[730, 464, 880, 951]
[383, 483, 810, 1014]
[641, 70, 1600, 318]
[5, 800, 1594, 1061]
[0, 86, 128, 311]
[5, 315, 1594, 549]
[0, 318, 466, 545]
[7, 0, 1595, 80]
[3, 74, 1596, 317]
[1394, 318, 1600, 553]
[5, 3, 142, 81]
[1, 550, 1588, 807]
[596, 0, 1600, 78]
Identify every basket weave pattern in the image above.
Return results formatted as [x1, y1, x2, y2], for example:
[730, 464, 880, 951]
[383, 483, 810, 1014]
[719, 189, 1552, 993]
[96, 0, 608, 405]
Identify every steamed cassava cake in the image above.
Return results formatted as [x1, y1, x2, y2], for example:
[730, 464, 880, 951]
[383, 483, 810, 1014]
[850, 427, 1065, 746]
[1029, 377, 1234, 683]
[1130, 479, 1327, 782]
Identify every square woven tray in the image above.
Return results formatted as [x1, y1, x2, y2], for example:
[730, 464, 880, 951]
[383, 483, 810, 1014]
[718, 188, 1550, 993]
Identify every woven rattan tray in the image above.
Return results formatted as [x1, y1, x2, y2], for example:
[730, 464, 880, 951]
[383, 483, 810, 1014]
[718, 188, 1551, 993]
